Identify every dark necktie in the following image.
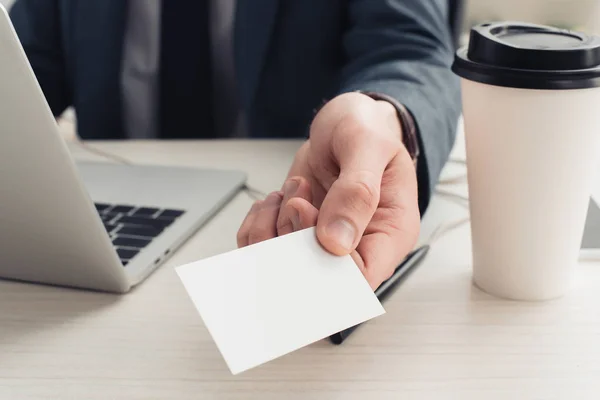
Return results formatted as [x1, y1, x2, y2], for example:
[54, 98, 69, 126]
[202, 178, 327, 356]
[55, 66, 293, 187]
[159, 0, 214, 138]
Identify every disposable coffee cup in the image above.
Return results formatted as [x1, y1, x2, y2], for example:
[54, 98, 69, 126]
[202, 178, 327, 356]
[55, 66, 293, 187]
[452, 22, 600, 300]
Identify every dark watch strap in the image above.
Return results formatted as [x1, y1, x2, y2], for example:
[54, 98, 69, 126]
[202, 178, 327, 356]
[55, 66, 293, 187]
[359, 91, 420, 167]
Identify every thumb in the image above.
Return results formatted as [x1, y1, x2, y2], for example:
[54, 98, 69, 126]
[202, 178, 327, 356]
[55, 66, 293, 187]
[316, 163, 387, 256]
[312, 96, 402, 255]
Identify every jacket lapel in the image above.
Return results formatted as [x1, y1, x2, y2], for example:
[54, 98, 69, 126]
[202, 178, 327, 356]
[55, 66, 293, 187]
[234, 0, 280, 108]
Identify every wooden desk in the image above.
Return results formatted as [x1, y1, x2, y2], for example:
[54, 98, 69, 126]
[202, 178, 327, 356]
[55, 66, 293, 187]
[1, 137, 599, 400]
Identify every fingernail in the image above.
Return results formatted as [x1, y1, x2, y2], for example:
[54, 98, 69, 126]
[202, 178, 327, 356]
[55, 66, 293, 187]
[283, 179, 299, 197]
[326, 219, 356, 251]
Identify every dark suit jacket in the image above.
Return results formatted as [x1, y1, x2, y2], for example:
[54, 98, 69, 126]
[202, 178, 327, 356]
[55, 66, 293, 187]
[9, 0, 461, 211]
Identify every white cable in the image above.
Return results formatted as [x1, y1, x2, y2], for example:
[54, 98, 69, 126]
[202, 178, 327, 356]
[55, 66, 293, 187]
[74, 141, 133, 165]
[438, 174, 468, 186]
[426, 216, 471, 245]
[74, 140, 272, 206]
[435, 189, 469, 209]
[426, 186, 471, 244]
[448, 157, 467, 165]
[243, 185, 267, 201]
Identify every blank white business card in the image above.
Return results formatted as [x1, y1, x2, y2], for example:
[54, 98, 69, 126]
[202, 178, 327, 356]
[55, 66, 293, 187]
[176, 227, 385, 375]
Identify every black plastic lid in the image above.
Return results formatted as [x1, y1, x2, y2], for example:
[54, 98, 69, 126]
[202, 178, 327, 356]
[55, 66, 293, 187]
[452, 22, 600, 90]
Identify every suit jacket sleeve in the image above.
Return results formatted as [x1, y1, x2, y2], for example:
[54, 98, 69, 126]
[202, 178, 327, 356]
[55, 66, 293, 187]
[9, 0, 71, 116]
[337, 0, 461, 213]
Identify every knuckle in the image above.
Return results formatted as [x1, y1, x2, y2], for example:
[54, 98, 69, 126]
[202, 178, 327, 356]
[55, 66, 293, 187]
[248, 230, 271, 245]
[236, 229, 245, 242]
[264, 192, 283, 205]
[275, 218, 286, 231]
[275, 210, 289, 229]
[252, 200, 264, 210]
[236, 228, 249, 247]
[334, 113, 367, 140]
[334, 112, 399, 144]
[344, 178, 380, 211]
[276, 219, 293, 235]
[375, 207, 406, 232]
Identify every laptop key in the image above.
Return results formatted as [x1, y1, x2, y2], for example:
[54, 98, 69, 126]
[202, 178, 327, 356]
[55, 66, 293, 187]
[113, 236, 152, 249]
[117, 248, 139, 260]
[104, 223, 118, 233]
[155, 217, 177, 226]
[117, 225, 161, 238]
[103, 211, 123, 218]
[115, 215, 172, 229]
[102, 214, 122, 224]
[95, 203, 111, 212]
[111, 205, 136, 214]
[158, 209, 185, 219]
[133, 207, 160, 217]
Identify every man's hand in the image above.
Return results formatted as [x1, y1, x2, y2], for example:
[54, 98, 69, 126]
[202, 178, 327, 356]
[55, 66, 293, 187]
[237, 92, 420, 289]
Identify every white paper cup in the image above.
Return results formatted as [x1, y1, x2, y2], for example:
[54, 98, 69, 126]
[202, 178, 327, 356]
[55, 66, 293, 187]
[453, 22, 600, 300]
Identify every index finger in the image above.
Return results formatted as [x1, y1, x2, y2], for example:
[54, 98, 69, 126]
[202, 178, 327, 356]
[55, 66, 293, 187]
[358, 151, 420, 289]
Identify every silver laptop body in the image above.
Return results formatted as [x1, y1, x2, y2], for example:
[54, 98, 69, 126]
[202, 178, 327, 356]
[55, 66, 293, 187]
[0, 5, 246, 293]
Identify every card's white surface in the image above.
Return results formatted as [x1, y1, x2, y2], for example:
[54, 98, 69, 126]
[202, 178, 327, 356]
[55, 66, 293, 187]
[176, 228, 385, 375]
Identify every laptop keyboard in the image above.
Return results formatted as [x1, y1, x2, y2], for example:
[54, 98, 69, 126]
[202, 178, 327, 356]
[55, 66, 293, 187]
[95, 203, 186, 266]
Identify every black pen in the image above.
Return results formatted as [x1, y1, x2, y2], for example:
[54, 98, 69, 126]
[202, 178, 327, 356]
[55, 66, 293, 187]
[329, 244, 431, 345]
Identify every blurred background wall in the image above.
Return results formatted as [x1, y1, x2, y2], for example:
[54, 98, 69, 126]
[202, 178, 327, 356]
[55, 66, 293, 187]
[466, 0, 600, 34]
[1, 0, 598, 34]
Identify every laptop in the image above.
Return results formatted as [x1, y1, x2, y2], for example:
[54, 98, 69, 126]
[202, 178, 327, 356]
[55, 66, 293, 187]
[0, 5, 246, 293]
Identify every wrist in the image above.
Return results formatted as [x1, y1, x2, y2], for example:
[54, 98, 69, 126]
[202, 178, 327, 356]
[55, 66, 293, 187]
[358, 91, 420, 167]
